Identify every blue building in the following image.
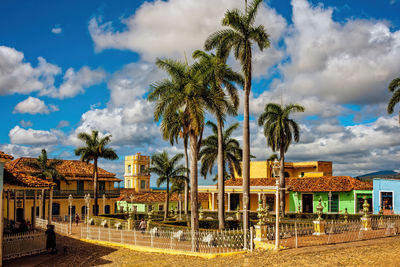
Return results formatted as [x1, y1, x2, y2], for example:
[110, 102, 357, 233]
[373, 178, 400, 214]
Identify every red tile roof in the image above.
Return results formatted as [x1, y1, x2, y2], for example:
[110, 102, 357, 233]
[223, 176, 372, 192]
[119, 189, 209, 203]
[6, 157, 121, 182]
[0, 151, 13, 160]
[4, 169, 56, 188]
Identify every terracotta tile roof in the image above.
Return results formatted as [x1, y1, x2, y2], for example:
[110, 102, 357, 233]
[0, 151, 13, 160]
[119, 189, 209, 203]
[223, 176, 373, 192]
[4, 169, 56, 188]
[5, 157, 121, 182]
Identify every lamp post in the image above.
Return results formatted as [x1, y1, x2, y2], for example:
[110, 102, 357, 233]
[84, 193, 91, 236]
[178, 193, 182, 221]
[68, 194, 73, 235]
[272, 158, 280, 251]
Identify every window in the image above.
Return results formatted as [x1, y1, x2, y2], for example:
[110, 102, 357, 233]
[300, 172, 305, 177]
[52, 203, 60, 215]
[68, 206, 76, 216]
[381, 192, 393, 211]
[159, 204, 164, 211]
[105, 205, 110, 214]
[77, 181, 84, 191]
[140, 165, 146, 174]
[140, 180, 146, 189]
[148, 205, 153, 212]
[330, 193, 339, 213]
[99, 181, 105, 191]
[128, 165, 131, 173]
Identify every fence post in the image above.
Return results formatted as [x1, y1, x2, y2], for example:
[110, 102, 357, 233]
[250, 227, 253, 252]
[98, 227, 101, 241]
[134, 228, 137, 245]
[151, 231, 154, 248]
[295, 221, 298, 248]
[121, 230, 124, 244]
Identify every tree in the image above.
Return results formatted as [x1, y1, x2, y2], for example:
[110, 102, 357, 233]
[258, 103, 304, 216]
[387, 77, 400, 124]
[205, 0, 270, 232]
[24, 149, 66, 221]
[148, 58, 221, 250]
[267, 153, 278, 161]
[74, 130, 118, 216]
[160, 110, 190, 215]
[148, 151, 188, 220]
[193, 50, 243, 229]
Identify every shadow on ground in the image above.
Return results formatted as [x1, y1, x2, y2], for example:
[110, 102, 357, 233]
[4, 234, 117, 267]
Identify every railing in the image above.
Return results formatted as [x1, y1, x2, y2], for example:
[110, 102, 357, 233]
[3, 231, 46, 260]
[52, 190, 120, 198]
[35, 217, 69, 235]
[81, 226, 253, 253]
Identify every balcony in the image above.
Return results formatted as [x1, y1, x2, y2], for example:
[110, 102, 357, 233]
[52, 189, 120, 198]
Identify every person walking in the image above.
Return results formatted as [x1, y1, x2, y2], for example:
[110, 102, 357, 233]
[45, 225, 57, 254]
[138, 218, 146, 234]
[74, 213, 80, 225]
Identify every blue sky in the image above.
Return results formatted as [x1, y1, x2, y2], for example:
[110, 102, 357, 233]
[1, 0, 399, 186]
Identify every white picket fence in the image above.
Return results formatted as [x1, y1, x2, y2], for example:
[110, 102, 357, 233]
[35, 218, 69, 235]
[81, 226, 253, 253]
[3, 231, 46, 260]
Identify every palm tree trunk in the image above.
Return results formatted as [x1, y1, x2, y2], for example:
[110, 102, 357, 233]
[165, 178, 169, 220]
[279, 146, 285, 217]
[189, 132, 199, 251]
[217, 117, 225, 230]
[242, 49, 252, 237]
[94, 158, 98, 216]
[184, 140, 189, 215]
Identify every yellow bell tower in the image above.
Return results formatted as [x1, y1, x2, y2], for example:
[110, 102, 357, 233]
[124, 152, 151, 192]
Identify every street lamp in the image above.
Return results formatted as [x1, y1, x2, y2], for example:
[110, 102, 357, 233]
[272, 158, 280, 251]
[68, 194, 73, 234]
[178, 193, 182, 221]
[84, 193, 91, 236]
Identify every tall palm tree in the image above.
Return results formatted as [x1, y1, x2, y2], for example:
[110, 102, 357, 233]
[74, 130, 118, 216]
[258, 103, 305, 216]
[200, 121, 243, 211]
[160, 110, 190, 215]
[193, 50, 243, 229]
[205, 0, 270, 232]
[387, 77, 400, 124]
[148, 58, 221, 250]
[148, 151, 188, 220]
[24, 149, 66, 221]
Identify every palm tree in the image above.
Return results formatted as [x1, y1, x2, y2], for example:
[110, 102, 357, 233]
[24, 149, 66, 221]
[258, 103, 305, 216]
[200, 121, 243, 212]
[160, 110, 190, 215]
[148, 151, 188, 220]
[193, 50, 243, 229]
[148, 58, 221, 250]
[205, 0, 270, 231]
[74, 130, 118, 216]
[387, 77, 400, 124]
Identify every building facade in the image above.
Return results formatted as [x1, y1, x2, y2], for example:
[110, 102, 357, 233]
[124, 153, 150, 191]
[373, 178, 400, 214]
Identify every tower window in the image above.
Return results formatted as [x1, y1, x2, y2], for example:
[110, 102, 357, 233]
[128, 165, 131, 173]
[140, 180, 146, 189]
[140, 165, 146, 174]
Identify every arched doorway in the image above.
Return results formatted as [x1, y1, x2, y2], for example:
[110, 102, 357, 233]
[16, 208, 24, 222]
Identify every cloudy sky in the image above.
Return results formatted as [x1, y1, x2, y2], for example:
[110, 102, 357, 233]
[1, 0, 399, 186]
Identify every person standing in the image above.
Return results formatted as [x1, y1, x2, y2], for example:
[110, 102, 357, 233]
[74, 213, 80, 225]
[138, 218, 146, 234]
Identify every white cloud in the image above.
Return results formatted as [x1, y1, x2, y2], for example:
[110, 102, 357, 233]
[13, 96, 58, 114]
[44, 66, 106, 99]
[9, 126, 60, 145]
[89, 0, 286, 69]
[51, 26, 62, 34]
[0, 46, 61, 95]
[0, 144, 45, 158]
[56, 120, 70, 128]
[20, 120, 33, 127]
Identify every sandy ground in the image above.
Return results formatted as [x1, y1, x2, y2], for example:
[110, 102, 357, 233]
[5, 233, 399, 267]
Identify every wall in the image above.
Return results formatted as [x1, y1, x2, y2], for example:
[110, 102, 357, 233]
[115, 201, 178, 213]
[59, 180, 115, 191]
[373, 179, 400, 214]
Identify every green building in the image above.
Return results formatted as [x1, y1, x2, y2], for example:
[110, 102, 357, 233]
[287, 176, 373, 214]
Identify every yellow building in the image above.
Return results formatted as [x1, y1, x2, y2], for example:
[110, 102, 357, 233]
[199, 160, 333, 212]
[3, 157, 121, 223]
[124, 152, 151, 192]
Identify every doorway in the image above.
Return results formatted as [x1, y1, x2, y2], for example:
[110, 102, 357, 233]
[381, 192, 393, 214]
[230, 194, 240, 211]
[302, 194, 313, 213]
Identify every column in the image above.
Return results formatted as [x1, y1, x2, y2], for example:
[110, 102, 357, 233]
[41, 189, 45, 219]
[33, 190, 37, 227]
[48, 188, 53, 224]
[23, 190, 26, 220]
[211, 192, 215, 211]
[258, 193, 261, 202]
[6, 190, 10, 225]
[13, 190, 17, 222]
[227, 193, 231, 212]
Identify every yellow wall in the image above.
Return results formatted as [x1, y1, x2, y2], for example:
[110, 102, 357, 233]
[235, 160, 332, 179]
[3, 194, 117, 222]
[124, 153, 151, 191]
[58, 180, 116, 191]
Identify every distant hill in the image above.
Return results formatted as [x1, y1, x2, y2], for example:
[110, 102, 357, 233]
[357, 170, 400, 181]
